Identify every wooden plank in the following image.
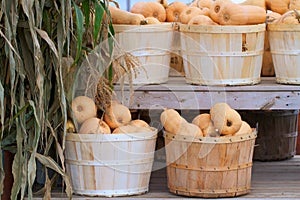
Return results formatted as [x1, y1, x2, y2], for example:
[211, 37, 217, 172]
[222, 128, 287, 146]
[29, 156, 300, 199]
[114, 77, 300, 110]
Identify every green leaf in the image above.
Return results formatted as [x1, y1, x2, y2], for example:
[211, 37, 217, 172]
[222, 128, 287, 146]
[82, 0, 90, 29]
[73, 2, 84, 63]
[93, 2, 105, 45]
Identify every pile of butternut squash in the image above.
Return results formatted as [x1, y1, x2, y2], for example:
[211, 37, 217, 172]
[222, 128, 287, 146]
[265, 0, 300, 24]
[108, 0, 300, 25]
[69, 96, 154, 134]
[160, 102, 254, 137]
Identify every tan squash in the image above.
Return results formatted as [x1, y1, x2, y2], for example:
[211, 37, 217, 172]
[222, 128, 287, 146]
[266, 0, 289, 15]
[266, 11, 282, 24]
[198, 0, 213, 8]
[274, 10, 300, 24]
[209, 0, 232, 24]
[145, 16, 161, 24]
[188, 14, 219, 25]
[109, 6, 147, 25]
[131, 2, 167, 22]
[234, 121, 252, 136]
[179, 6, 208, 24]
[79, 117, 111, 134]
[128, 119, 150, 128]
[192, 113, 211, 130]
[71, 96, 97, 124]
[290, 0, 300, 10]
[166, 1, 188, 22]
[177, 122, 203, 137]
[157, 0, 169, 8]
[239, 0, 266, 10]
[202, 121, 220, 137]
[210, 103, 242, 136]
[104, 101, 132, 129]
[217, 3, 267, 25]
[112, 124, 152, 134]
[160, 108, 186, 133]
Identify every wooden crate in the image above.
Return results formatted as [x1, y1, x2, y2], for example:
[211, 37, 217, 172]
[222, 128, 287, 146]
[179, 24, 265, 85]
[268, 24, 300, 84]
[65, 129, 157, 197]
[164, 131, 257, 198]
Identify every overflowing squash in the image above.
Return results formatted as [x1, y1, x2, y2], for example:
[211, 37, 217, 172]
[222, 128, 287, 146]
[109, 6, 147, 25]
[179, 6, 208, 24]
[161, 103, 253, 137]
[131, 1, 167, 22]
[166, 1, 188, 22]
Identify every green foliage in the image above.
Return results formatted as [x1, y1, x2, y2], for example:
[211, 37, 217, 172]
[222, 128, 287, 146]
[0, 0, 114, 199]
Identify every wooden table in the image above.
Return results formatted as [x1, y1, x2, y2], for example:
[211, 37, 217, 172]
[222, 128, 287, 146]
[114, 77, 300, 110]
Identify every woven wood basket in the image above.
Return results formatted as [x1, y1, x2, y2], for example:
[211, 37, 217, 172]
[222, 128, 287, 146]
[164, 131, 257, 198]
[113, 23, 174, 85]
[65, 129, 157, 197]
[179, 24, 265, 85]
[268, 24, 300, 84]
[240, 110, 298, 161]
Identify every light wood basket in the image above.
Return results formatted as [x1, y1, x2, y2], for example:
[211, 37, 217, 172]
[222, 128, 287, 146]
[164, 131, 257, 198]
[268, 24, 300, 84]
[179, 24, 265, 85]
[65, 128, 157, 197]
[113, 23, 174, 85]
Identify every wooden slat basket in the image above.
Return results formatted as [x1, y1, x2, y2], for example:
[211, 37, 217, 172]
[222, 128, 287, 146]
[179, 24, 265, 85]
[268, 24, 300, 84]
[164, 131, 257, 198]
[113, 23, 174, 85]
[65, 128, 157, 197]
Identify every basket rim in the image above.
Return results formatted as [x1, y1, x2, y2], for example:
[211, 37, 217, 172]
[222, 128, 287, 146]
[267, 23, 300, 31]
[66, 127, 158, 142]
[179, 23, 266, 33]
[164, 130, 257, 144]
[113, 22, 175, 32]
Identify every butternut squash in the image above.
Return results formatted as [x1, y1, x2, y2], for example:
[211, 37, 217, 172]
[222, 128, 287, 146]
[145, 16, 161, 24]
[266, 0, 289, 15]
[239, 0, 266, 10]
[209, 0, 232, 24]
[179, 6, 208, 24]
[189, 0, 213, 9]
[273, 10, 300, 24]
[266, 11, 282, 24]
[192, 113, 211, 130]
[79, 117, 111, 134]
[197, 0, 213, 8]
[202, 121, 220, 137]
[157, 0, 169, 8]
[112, 125, 152, 134]
[131, 2, 167, 22]
[160, 109, 186, 133]
[104, 101, 132, 129]
[188, 15, 219, 25]
[109, 6, 147, 25]
[71, 96, 97, 124]
[166, 1, 188, 22]
[217, 3, 267, 25]
[210, 103, 242, 136]
[234, 121, 252, 136]
[290, 0, 300, 10]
